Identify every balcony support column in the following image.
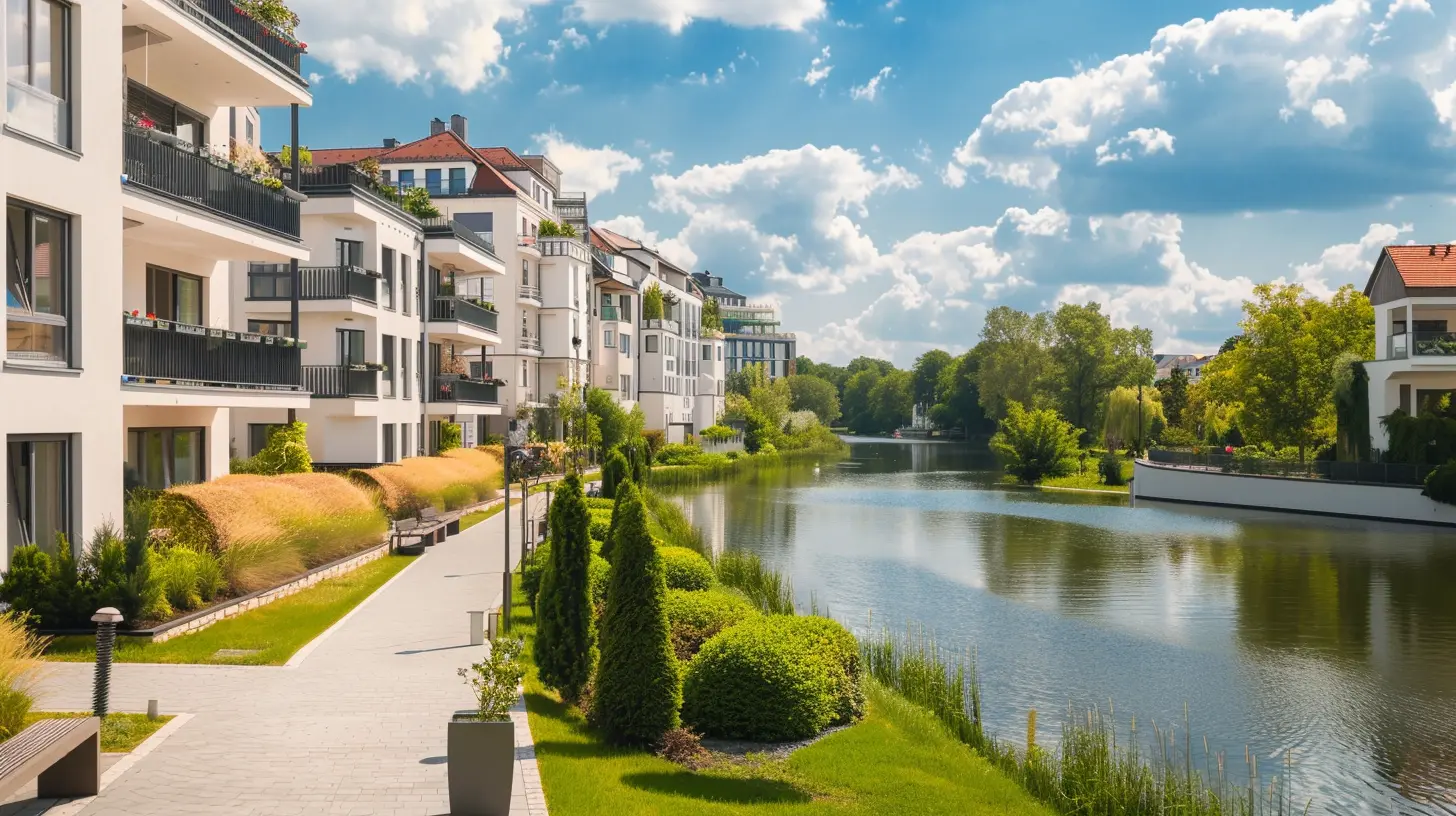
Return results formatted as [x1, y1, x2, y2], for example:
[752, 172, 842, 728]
[288, 103, 301, 425]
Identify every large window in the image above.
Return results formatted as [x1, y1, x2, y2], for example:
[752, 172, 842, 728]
[398, 169, 415, 189]
[337, 328, 365, 366]
[382, 333, 395, 398]
[381, 249, 395, 310]
[7, 436, 69, 555]
[336, 239, 363, 269]
[382, 424, 396, 463]
[127, 428, 203, 490]
[6, 200, 68, 365]
[6, 0, 70, 146]
[147, 265, 202, 325]
[449, 167, 466, 195]
[426, 168, 442, 196]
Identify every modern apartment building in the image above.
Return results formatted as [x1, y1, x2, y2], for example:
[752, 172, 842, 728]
[691, 272, 797, 379]
[4, 0, 313, 565]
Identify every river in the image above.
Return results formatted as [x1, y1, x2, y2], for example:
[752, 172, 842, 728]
[675, 439, 1456, 815]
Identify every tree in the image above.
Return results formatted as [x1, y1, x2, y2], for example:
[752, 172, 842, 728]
[797, 357, 849, 394]
[976, 307, 1052, 420]
[1155, 367, 1190, 428]
[841, 369, 882, 434]
[400, 187, 440, 219]
[931, 351, 993, 434]
[643, 283, 664, 320]
[1219, 335, 1244, 355]
[912, 350, 954, 406]
[601, 449, 630, 500]
[587, 388, 631, 455]
[787, 375, 841, 425]
[591, 482, 681, 744]
[1047, 302, 1154, 444]
[869, 370, 914, 432]
[701, 298, 722, 332]
[436, 421, 462, 453]
[538, 219, 578, 238]
[533, 473, 596, 703]
[600, 480, 630, 563]
[727, 362, 768, 398]
[1102, 386, 1165, 454]
[990, 402, 1083, 484]
[748, 377, 792, 431]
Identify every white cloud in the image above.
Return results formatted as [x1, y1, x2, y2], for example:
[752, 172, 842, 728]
[569, 0, 825, 33]
[850, 67, 893, 102]
[545, 26, 590, 60]
[1286, 222, 1412, 297]
[1310, 97, 1348, 127]
[650, 149, 675, 167]
[538, 80, 582, 96]
[307, 71, 324, 85]
[682, 68, 727, 86]
[1095, 127, 1176, 164]
[803, 47, 833, 87]
[531, 130, 644, 198]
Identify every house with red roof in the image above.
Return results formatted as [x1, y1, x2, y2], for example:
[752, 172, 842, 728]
[1363, 244, 1456, 450]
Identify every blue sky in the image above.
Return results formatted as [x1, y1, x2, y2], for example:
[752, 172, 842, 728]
[269, 0, 1456, 366]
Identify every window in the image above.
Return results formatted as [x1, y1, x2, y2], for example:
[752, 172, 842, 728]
[522, 360, 529, 388]
[336, 239, 364, 269]
[620, 334, 630, 356]
[6, 0, 70, 146]
[6, 436, 69, 556]
[382, 169, 392, 185]
[337, 329, 365, 366]
[248, 424, 286, 457]
[6, 201, 69, 365]
[620, 375, 630, 396]
[382, 424, 396, 463]
[381, 249, 395, 310]
[401, 255, 412, 316]
[146, 266, 203, 325]
[401, 423, 411, 459]
[702, 344, 712, 361]
[382, 334, 395, 398]
[127, 428, 203, 489]
[398, 169, 415, 189]
[718, 344, 722, 362]
[620, 295, 633, 323]
[426, 168, 442, 196]
[604, 328, 615, 349]
[244, 117, 254, 146]
[645, 335, 658, 353]
[247, 320, 290, 337]
[247, 262, 290, 299]
[401, 338, 412, 399]
[449, 167, 466, 195]
[521, 259, 530, 286]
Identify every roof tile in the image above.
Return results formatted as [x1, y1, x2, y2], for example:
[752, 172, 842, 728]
[1383, 245, 1456, 289]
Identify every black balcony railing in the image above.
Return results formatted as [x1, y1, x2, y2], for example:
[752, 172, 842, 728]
[247, 264, 378, 303]
[1146, 449, 1434, 487]
[188, 0, 306, 79]
[434, 377, 499, 405]
[421, 217, 498, 258]
[430, 297, 499, 334]
[124, 127, 300, 238]
[304, 365, 379, 398]
[122, 316, 302, 390]
[292, 164, 412, 218]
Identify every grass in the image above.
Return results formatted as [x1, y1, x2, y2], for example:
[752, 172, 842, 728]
[21, 712, 173, 752]
[648, 445, 847, 490]
[42, 554, 414, 666]
[1036, 470, 1129, 493]
[714, 551, 796, 615]
[511, 575, 1052, 815]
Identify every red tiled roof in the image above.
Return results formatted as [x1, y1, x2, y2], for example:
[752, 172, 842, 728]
[1382, 245, 1456, 289]
[307, 131, 526, 196]
[593, 227, 641, 252]
[475, 146, 529, 170]
[310, 147, 387, 167]
[378, 131, 479, 163]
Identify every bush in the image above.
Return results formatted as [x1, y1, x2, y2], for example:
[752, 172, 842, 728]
[642, 430, 667, 462]
[350, 448, 500, 517]
[1098, 454, 1127, 486]
[522, 541, 551, 610]
[534, 473, 597, 703]
[1424, 462, 1456, 505]
[591, 482, 681, 745]
[231, 421, 311, 475]
[1157, 426, 1199, 448]
[601, 449, 630, 500]
[599, 486, 630, 564]
[0, 612, 45, 740]
[436, 422, 462, 453]
[757, 442, 777, 455]
[0, 547, 56, 628]
[659, 547, 715, 591]
[656, 727, 710, 769]
[990, 401, 1081, 485]
[700, 425, 737, 443]
[589, 518, 610, 543]
[589, 553, 611, 608]
[154, 547, 204, 612]
[665, 588, 759, 660]
[682, 615, 863, 742]
[584, 497, 615, 511]
[654, 443, 703, 466]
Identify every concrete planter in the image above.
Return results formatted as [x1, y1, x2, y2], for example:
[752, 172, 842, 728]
[448, 713, 515, 816]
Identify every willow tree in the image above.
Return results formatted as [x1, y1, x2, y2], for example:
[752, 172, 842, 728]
[1103, 386, 1165, 454]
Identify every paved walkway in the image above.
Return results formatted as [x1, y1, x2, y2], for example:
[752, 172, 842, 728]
[21, 493, 551, 816]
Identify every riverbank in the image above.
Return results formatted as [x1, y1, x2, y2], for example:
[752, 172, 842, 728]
[648, 443, 847, 488]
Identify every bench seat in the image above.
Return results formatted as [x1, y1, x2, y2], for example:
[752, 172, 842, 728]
[0, 717, 100, 801]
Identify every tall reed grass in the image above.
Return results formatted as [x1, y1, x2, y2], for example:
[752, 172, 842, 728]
[641, 489, 705, 555]
[350, 448, 501, 517]
[713, 551, 796, 615]
[0, 612, 47, 740]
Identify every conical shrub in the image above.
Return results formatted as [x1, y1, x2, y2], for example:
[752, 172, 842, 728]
[599, 486, 630, 564]
[602, 449, 630, 500]
[591, 481, 681, 744]
[533, 472, 596, 703]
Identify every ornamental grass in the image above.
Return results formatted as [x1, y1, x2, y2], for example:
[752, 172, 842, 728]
[350, 448, 501, 517]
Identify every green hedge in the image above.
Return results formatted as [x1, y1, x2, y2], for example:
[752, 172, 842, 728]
[659, 547, 715, 591]
[682, 615, 864, 741]
[664, 588, 759, 660]
[1424, 462, 1456, 505]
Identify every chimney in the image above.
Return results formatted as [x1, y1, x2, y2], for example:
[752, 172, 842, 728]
[1431, 246, 1438, 256]
[383, 138, 398, 148]
[450, 114, 468, 142]
[429, 117, 446, 136]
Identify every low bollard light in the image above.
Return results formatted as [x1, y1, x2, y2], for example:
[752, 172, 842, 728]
[468, 611, 485, 646]
[147, 699, 160, 721]
[91, 607, 124, 719]
[487, 610, 500, 642]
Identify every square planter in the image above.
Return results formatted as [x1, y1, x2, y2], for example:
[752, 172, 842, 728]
[448, 713, 515, 816]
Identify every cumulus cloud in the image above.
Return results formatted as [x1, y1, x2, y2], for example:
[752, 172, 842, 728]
[538, 80, 582, 96]
[531, 130, 643, 197]
[850, 67, 893, 101]
[544, 27, 590, 60]
[1095, 127, 1175, 164]
[569, 0, 825, 33]
[803, 47, 833, 87]
[1285, 221, 1413, 296]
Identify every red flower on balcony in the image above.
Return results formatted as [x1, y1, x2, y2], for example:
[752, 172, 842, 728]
[146, 312, 156, 320]
[130, 310, 139, 317]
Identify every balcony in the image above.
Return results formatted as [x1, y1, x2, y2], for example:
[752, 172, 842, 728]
[434, 377, 500, 405]
[123, 126, 300, 239]
[519, 335, 543, 353]
[248, 265, 379, 304]
[430, 297, 500, 336]
[600, 305, 621, 322]
[1390, 331, 1456, 360]
[303, 365, 379, 399]
[645, 318, 681, 335]
[539, 239, 590, 261]
[422, 217, 503, 275]
[293, 164, 410, 219]
[122, 315, 302, 391]
[422, 217, 497, 257]
[517, 285, 543, 306]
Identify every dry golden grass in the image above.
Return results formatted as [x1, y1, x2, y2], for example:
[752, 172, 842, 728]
[352, 449, 502, 515]
[0, 612, 47, 739]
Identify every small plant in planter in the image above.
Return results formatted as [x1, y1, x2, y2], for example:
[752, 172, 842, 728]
[451, 636, 525, 816]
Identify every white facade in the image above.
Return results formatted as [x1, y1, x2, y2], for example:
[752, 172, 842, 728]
[3, 0, 313, 566]
[1362, 247, 1456, 452]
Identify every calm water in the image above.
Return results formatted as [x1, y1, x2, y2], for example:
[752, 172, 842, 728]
[677, 439, 1456, 815]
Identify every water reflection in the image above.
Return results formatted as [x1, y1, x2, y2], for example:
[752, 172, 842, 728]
[675, 439, 1456, 815]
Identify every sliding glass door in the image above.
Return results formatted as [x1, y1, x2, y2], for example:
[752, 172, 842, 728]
[126, 428, 203, 490]
[6, 436, 69, 556]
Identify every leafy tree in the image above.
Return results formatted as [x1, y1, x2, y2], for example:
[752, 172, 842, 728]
[1331, 354, 1371, 463]
[1047, 302, 1154, 444]
[1102, 386, 1165, 454]
[931, 351, 993, 434]
[990, 401, 1082, 484]
[701, 298, 722, 332]
[727, 362, 768, 397]
[534, 473, 596, 703]
[643, 283, 664, 320]
[400, 187, 440, 219]
[787, 375, 841, 425]
[845, 357, 895, 380]
[748, 377, 792, 431]
[591, 482, 681, 744]
[841, 369, 882, 434]
[912, 350, 954, 406]
[587, 388, 631, 454]
[436, 422, 462, 453]
[797, 357, 849, 393]
[869, 370, 914, 432]
[1219, 335, 1244, 355]
[234, 421, 311, 474]
[976, 306, 1052, 420]
[601, 449, 630, 500]
[537, 219, 578, 238]
[1155, 367, 1190, 428]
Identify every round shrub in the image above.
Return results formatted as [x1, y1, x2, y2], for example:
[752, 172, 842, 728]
[659, 547, 715, 591]
[1424, 461, 1456, 505]
[589, 519, 610, 543]
[654, 443, 703, 466]
[665, 588, 759, 660]
[683, 616, 839, 742]
[1099, 453, 1127, 486]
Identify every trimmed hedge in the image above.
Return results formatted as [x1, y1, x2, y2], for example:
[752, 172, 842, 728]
[602, 449, 630, 499]
[589, 552, 611, 608]
[659, 547, 715, 591]
[1424, 461, 1456, 505]
[682, 615, 863, 742]
[664, 588, 760, 660]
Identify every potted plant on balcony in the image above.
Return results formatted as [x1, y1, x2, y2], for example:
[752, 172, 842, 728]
[451, 635, 524, 816]
[352, 362, 388, 372]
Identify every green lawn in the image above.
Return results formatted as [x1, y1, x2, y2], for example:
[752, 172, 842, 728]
[512, 576, 1052, 816]
[1038, 470, 1130, 493]
[43, 554, 414, 666]
[21, 712, 173, 752]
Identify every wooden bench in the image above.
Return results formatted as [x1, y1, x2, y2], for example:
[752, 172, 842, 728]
[391, 508, 457, 554]
[0, 717, 100, 802]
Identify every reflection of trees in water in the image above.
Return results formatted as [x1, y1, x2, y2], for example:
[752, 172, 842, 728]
[972, 511, 1159, 615]
[1235, 545, 1371, 655]
[719, 473, 799, 557]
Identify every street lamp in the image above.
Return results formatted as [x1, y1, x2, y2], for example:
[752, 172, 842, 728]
[502, 422, 529, 631]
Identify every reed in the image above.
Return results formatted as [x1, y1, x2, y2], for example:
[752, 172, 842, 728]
[713, 550, 796, 615]
[647, 445, 843, 489]
[641, 489, 705, 555]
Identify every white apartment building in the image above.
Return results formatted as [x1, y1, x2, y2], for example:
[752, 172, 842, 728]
[4, 0, 313, 565]
[1363, 245, 1456, 452]
[586, 235, 641, 412]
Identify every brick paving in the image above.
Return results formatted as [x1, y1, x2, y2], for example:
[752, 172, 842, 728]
[20, 493, 550, 816]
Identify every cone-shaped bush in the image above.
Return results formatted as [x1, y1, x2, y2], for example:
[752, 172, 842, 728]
[602, 449, 630, 500]
[533, 472, 596, 703]
[599, 486, 630, 564]
[591, 481, 681, 745]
